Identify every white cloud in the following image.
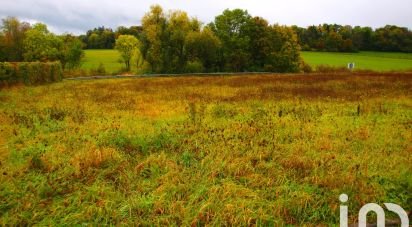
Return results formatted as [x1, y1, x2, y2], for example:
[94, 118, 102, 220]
[1, 0, 411, 34]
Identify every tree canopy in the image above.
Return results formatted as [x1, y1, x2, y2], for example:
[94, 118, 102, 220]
[293, 24, 412, 53]
[2, 5, 412, 75]
[131, 6, 303, 73]
[0, 18, 84, 70]
[115, 35, 140, 71]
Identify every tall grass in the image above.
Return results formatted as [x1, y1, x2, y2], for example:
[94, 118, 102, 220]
[0, 73, 411, 225]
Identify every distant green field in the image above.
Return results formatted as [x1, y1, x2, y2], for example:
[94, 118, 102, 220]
[302, 51, 412, 71]
[82, 50, 122, 73]
[82, 49, 412, 73]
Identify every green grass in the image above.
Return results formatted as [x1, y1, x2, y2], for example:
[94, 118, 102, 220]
[82, 49, 412, 74]
[0, 73, 411, 225]
[302, 51, 412, 71]
[82, 50, 123, 73]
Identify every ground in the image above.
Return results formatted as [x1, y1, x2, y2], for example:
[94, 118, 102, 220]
[0, 73, 411, 225]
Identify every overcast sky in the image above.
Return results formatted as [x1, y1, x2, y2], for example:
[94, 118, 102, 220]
[1, 0, 411, 34]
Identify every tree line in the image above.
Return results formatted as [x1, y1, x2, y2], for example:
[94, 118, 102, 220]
[2, 5, 412, 75]
[292, 24, 412, 52]
[115, 5, 302, 73]
[79, 26, 142, 49]
[0, 17, 84, 69]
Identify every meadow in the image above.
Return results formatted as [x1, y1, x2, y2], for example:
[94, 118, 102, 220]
[81, 50, 412, 74]
[82, 49, 123, 73]
[0, 73, 411, 225]
[302, 51, 412, 72]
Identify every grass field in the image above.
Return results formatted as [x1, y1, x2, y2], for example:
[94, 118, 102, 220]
[0, 73, 411, 225]
[302, 51, 412, 72]
[82, 50, 412, 74]
[82, 50, 123, 73]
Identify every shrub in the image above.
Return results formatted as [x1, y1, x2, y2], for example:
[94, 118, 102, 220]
[63, 68, 88, 78]
[315, 64, 350, 73]
[0, 62, 16, 84]
[301, 62, 313, 73]
[89, 63, 107, 76]
[185, 60, 205, 73]
[0, 61, 62, 86]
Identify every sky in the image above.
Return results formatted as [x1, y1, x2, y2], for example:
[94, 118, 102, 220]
[1, 0, 411, 34]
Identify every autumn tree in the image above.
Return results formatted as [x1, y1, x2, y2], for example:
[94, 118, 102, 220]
[140, 5, 167, 73]
[267, 25, 302, 72]
[115, 35, 140, 71]
[164, 11, 200, 73]
[1, 17, 31, 61]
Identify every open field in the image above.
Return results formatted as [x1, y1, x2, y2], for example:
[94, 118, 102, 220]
[82, 50, 412, 73]
[0, 73, 411, 225]
[82, 50, 122, 73]
[302, 51, 412, 72]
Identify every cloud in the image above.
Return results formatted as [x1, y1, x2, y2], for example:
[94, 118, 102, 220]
[1, 0, 411, 34]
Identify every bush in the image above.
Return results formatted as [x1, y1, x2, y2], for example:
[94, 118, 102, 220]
[185, 61, 204, 73]
[89, 63, 107, 76]
[301, 62, 313, 73]
[0, 62, 62, 86]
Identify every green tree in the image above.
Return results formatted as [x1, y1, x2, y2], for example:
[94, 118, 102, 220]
[83, 27, 115, 49]
[210, 9, 253, 71]
[140, 5, 202, 73]
[59, 35, 84, 69]
[23, 23, 62, 62]
[116, 26, 143, 39]
[266, 25, 302, 72]
[210, 10, 302, 73]
[141, 5, 167, 73]
[248, 17, 273, 71]
[115, 35, 140, 71]
[165, 10, 200, 73]
[186, 27, 221, 72]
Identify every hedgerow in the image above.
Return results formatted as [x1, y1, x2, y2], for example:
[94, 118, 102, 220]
[0, 61, 62, 86]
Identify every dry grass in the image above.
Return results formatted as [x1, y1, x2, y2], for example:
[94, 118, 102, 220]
[0, 73, 411, 225]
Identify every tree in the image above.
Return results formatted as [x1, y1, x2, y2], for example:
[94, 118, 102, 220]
[210, 9, 253, 71]
[374, 25, 412, 52]
[140, 5, 167, 73]
[186, 27, 221, 72]
[116, 26, 143, 38]
[248, 17, 273, 71]
[266, 25, 302, 72]
[1, 17, 31, 61]
[0, 32, 6, 61]
[140, 5, 202, 73]
[115, 35, 140, 71]
[164, 10, 200, 73]
[23, 23, 62, 62]
[209, 9, 302, 73]
[83, 27, 115, 49]
[59, 35, 84, 69]
[352, 26, 373, 50]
